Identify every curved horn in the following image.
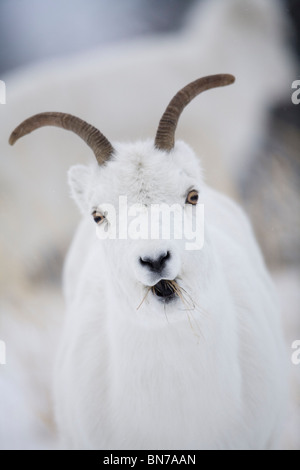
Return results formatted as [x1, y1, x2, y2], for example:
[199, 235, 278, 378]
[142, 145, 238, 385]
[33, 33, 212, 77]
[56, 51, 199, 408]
[155, 74, 235, 151]
[9, 112, 114, 165]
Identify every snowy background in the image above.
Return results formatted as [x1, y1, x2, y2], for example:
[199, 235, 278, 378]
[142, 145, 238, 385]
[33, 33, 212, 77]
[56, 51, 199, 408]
[0, 0, 299, 450]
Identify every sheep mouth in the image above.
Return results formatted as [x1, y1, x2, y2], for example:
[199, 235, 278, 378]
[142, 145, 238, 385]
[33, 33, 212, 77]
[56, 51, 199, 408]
[152, 280, 178, 302]
[137, 279, 194, 311]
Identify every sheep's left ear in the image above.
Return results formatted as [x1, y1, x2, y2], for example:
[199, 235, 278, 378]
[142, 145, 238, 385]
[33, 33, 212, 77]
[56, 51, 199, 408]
[68, 164, 92, 214]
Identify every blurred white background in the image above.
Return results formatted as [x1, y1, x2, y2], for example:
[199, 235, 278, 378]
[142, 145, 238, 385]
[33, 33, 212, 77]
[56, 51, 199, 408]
[0, 0, 299, 450]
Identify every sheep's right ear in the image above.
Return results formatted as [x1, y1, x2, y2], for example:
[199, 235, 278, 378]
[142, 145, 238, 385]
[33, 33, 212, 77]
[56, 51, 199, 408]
[68, 164, 92, 214]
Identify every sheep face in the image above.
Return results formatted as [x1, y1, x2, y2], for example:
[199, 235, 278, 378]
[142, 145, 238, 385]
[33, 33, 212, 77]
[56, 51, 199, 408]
[68, 139, 212, 319]
[9, 75, 234, 321]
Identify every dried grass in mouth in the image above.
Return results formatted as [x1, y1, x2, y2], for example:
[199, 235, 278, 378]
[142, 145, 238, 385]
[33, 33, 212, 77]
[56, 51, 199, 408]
[137, 280, 203, 341]
[137, 280, 194, 311]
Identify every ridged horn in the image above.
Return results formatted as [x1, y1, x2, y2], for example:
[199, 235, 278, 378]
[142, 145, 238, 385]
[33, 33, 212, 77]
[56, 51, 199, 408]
[155, 74, 235, 151]
[9, 112, 114, 165]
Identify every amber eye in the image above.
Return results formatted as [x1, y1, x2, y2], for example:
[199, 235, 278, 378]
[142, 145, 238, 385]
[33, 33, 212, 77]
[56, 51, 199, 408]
[92, 210, 105, 225]
[186, 190, 199, 205]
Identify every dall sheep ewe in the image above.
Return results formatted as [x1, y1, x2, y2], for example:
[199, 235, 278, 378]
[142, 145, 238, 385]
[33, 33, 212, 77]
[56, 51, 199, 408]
[10, 75, 287, 450]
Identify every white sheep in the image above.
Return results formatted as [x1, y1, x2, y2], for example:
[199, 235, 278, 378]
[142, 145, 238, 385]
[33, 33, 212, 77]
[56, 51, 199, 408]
[10, 75, 287, 450]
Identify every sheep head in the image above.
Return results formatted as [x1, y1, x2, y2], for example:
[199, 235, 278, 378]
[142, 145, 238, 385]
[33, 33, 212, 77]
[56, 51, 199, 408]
[9, 74, 235, 314]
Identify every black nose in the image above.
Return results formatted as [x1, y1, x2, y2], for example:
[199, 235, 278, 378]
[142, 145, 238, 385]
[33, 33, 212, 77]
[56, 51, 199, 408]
[140, 251, 171, 273]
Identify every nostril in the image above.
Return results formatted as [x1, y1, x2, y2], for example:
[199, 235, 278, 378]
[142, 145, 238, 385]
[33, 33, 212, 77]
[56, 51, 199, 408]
[140, 257, 150, 267]
[140, 251, 171, 273]
[159, 251, 170, 268]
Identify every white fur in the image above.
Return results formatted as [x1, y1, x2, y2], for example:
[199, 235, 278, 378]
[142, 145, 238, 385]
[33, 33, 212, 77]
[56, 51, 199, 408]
[54, 140, 287, 450]
[2, 0, 294, 294]
[1, 0, 296, 450]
